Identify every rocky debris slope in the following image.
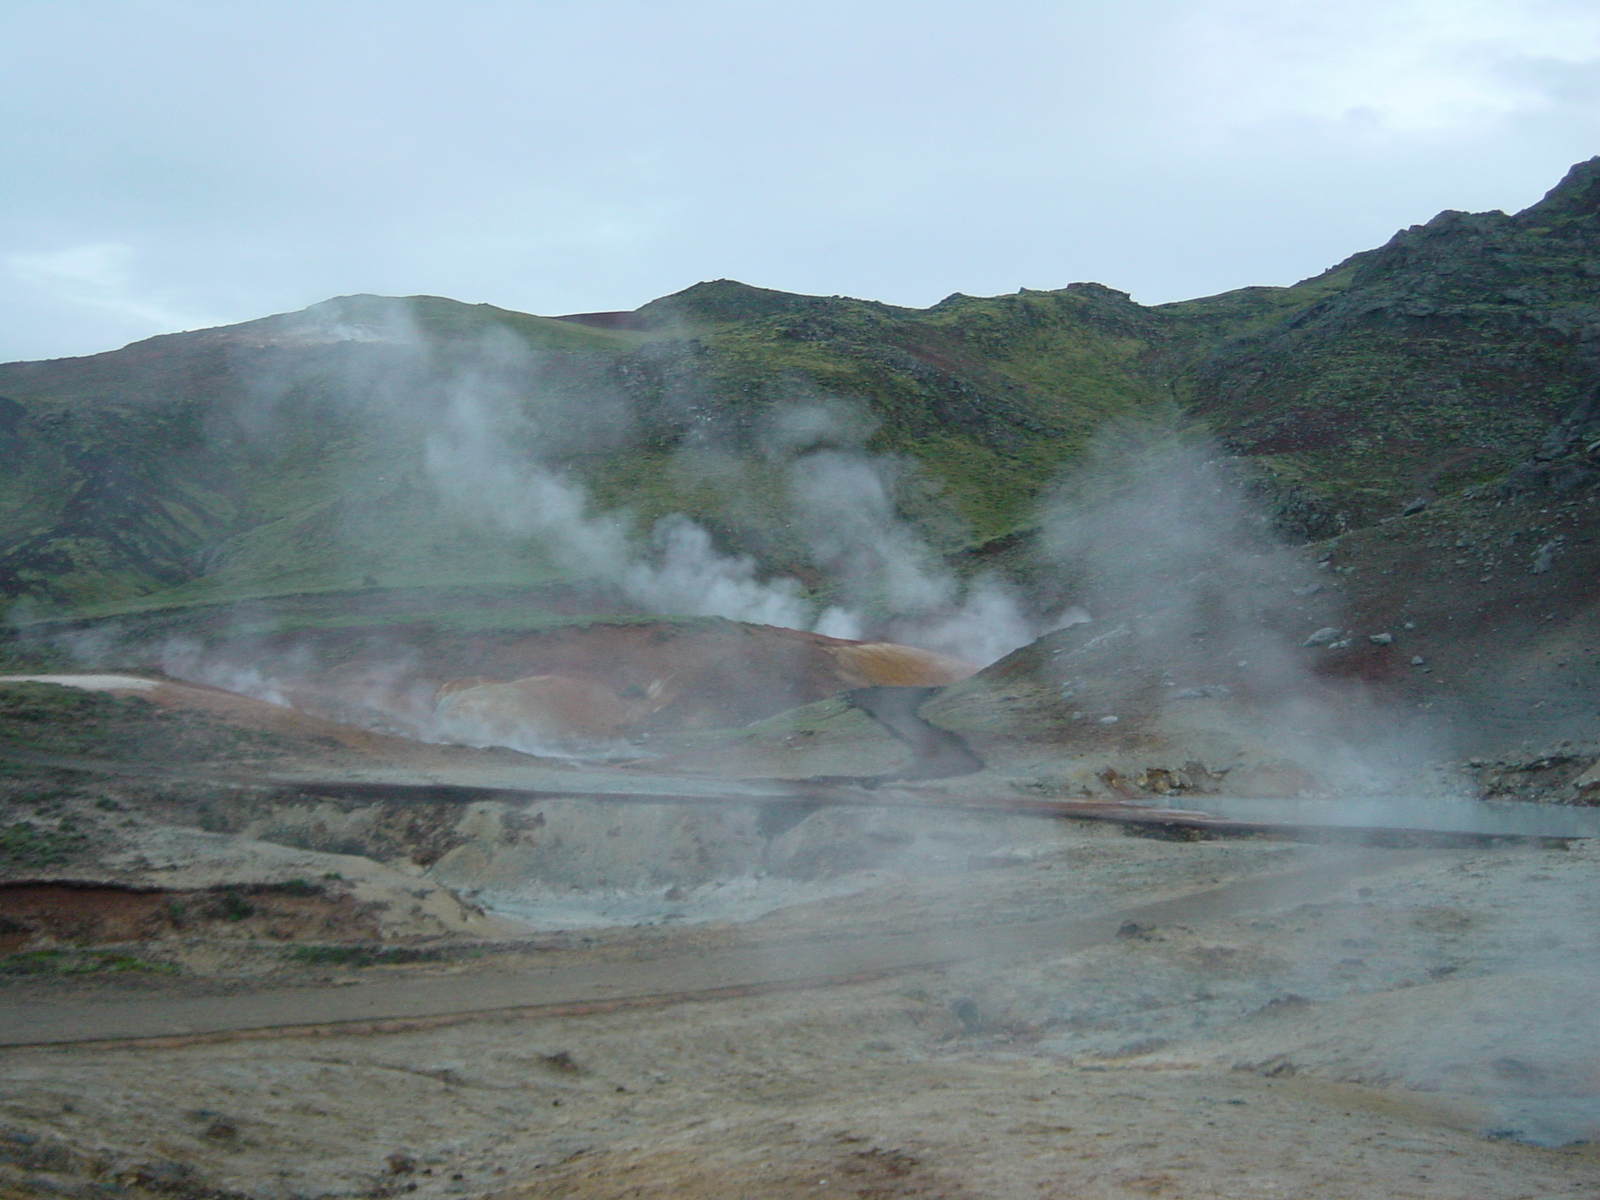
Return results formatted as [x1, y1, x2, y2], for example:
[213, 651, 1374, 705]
[690, 449, 1600, 810]
[1194, 157, 1600, 531]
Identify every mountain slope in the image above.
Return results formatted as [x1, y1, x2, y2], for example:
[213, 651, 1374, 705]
[2, 159, 1598, 624]
[1191, 158, 1600, 528]
[0, 285, 1298, 616]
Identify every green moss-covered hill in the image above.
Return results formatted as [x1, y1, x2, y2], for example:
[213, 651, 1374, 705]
[3, 159, 1600, 622]
[1191, 158, 1600, 526]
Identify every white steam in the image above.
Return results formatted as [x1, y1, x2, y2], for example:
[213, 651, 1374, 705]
[787, 447, 1040, 662]
[154, 634, 313, 709]
[1040, 424, 1312, 685]
[420, 356, 1046, 664]
[1038, 421, 1451, 799]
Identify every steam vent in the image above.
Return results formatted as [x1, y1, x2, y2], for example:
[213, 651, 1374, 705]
[5, 160, 1600, 1196]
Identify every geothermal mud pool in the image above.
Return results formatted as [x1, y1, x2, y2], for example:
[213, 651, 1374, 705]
[2, 618, 1599, 1198]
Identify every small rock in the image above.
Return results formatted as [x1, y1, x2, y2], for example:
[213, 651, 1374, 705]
[1303, 627, 1342, 647]
[1368, 633, 1393, 645]
[540, 1051, 583, 1074]
[1400, 497, 1429, 516]
[1259, 994, 1311, 1014]
[949, 997, 982, 1032]
[387, 1154, 418, 1176]
[1411, 656, 1426, 666]
[1172, 685, 1232, 699]
[129, 1162, 194, 1188]
[1098, 715, 1119, 724]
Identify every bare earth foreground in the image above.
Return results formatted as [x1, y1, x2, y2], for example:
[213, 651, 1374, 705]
[4, 822, 1600, 1199]
[2, 662, 1600, 1197]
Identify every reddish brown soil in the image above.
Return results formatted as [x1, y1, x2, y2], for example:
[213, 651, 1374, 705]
[1299, 489, 1600, 758]
[157, 620, 973, 738]
[133, 679, 422, 751]
[0, 882, 385, 952]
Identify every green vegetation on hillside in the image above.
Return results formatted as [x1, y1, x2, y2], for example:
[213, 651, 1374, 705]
[3, 158, 1599, 626]
[0, 682, 297, 762]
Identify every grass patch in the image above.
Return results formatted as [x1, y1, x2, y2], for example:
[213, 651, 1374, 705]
[0, 820, 87, 867]
[0, 681, 300, 764]
[0, 948, 178, 976]
[284, 944, 445, 968]
[203, 890, 255, 922]
[268, 877, 323, 897]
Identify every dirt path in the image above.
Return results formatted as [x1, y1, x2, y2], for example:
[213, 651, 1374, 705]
[0, 850, 1428, 1048]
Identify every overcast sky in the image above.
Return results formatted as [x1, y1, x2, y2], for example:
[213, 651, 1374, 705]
[2, 0, 1598, 362]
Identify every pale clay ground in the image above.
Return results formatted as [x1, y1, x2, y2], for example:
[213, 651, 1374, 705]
[3, 822, 1600, 1199]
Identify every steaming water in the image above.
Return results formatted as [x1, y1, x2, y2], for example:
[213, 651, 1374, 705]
[1174, 794, 1600, 838]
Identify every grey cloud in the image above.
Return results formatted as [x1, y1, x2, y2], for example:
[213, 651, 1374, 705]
[1, 0, 1598, 360]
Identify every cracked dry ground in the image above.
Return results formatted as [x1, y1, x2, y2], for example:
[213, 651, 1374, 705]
[4, 829, 1600, 1199]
